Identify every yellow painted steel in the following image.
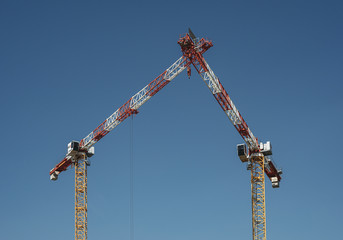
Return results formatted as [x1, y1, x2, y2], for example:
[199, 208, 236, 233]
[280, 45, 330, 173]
[75, 154, 88, 240]
[251, 153, 266, 240]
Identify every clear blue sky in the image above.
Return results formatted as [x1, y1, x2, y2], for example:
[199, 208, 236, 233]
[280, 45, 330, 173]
[1, 0, 342, 239]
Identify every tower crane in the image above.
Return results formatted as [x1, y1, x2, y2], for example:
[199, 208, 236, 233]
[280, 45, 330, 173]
[178, 30, 282, 240]
[50, 29, 282, 240]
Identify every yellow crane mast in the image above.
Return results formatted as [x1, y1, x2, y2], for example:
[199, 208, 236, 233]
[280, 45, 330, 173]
[75, 154, 88, 240]
[251, 154, 267, 240]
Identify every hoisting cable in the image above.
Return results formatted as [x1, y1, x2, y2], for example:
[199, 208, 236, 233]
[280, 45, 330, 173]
[130, 114, 135, 240]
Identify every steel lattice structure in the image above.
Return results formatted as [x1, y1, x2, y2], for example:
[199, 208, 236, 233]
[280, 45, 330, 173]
[49, 30, 282, 240]
[75, 154, 88, 240]
[251, 153, 267, 240]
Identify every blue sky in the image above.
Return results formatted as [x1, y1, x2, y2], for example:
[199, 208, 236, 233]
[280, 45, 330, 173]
[1, 0, 342, 239]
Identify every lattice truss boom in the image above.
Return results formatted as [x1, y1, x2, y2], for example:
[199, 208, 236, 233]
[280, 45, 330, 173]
[194, 59, 259, 151]
[177, 33, 281, 183]
[80, 56, 188, 149]
[49, 56, 188, 176]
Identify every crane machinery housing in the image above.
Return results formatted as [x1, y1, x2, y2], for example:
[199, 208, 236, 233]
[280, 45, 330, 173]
[50, 29, 282, 240]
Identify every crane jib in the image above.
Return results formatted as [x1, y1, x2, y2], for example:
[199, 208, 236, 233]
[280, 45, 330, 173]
[50, 56, 187, 176]
[177, 33, 281, 182]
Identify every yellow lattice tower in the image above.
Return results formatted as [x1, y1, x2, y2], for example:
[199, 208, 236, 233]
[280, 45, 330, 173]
[75, 154, 88, 240]
[251, 153, 266, 240]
